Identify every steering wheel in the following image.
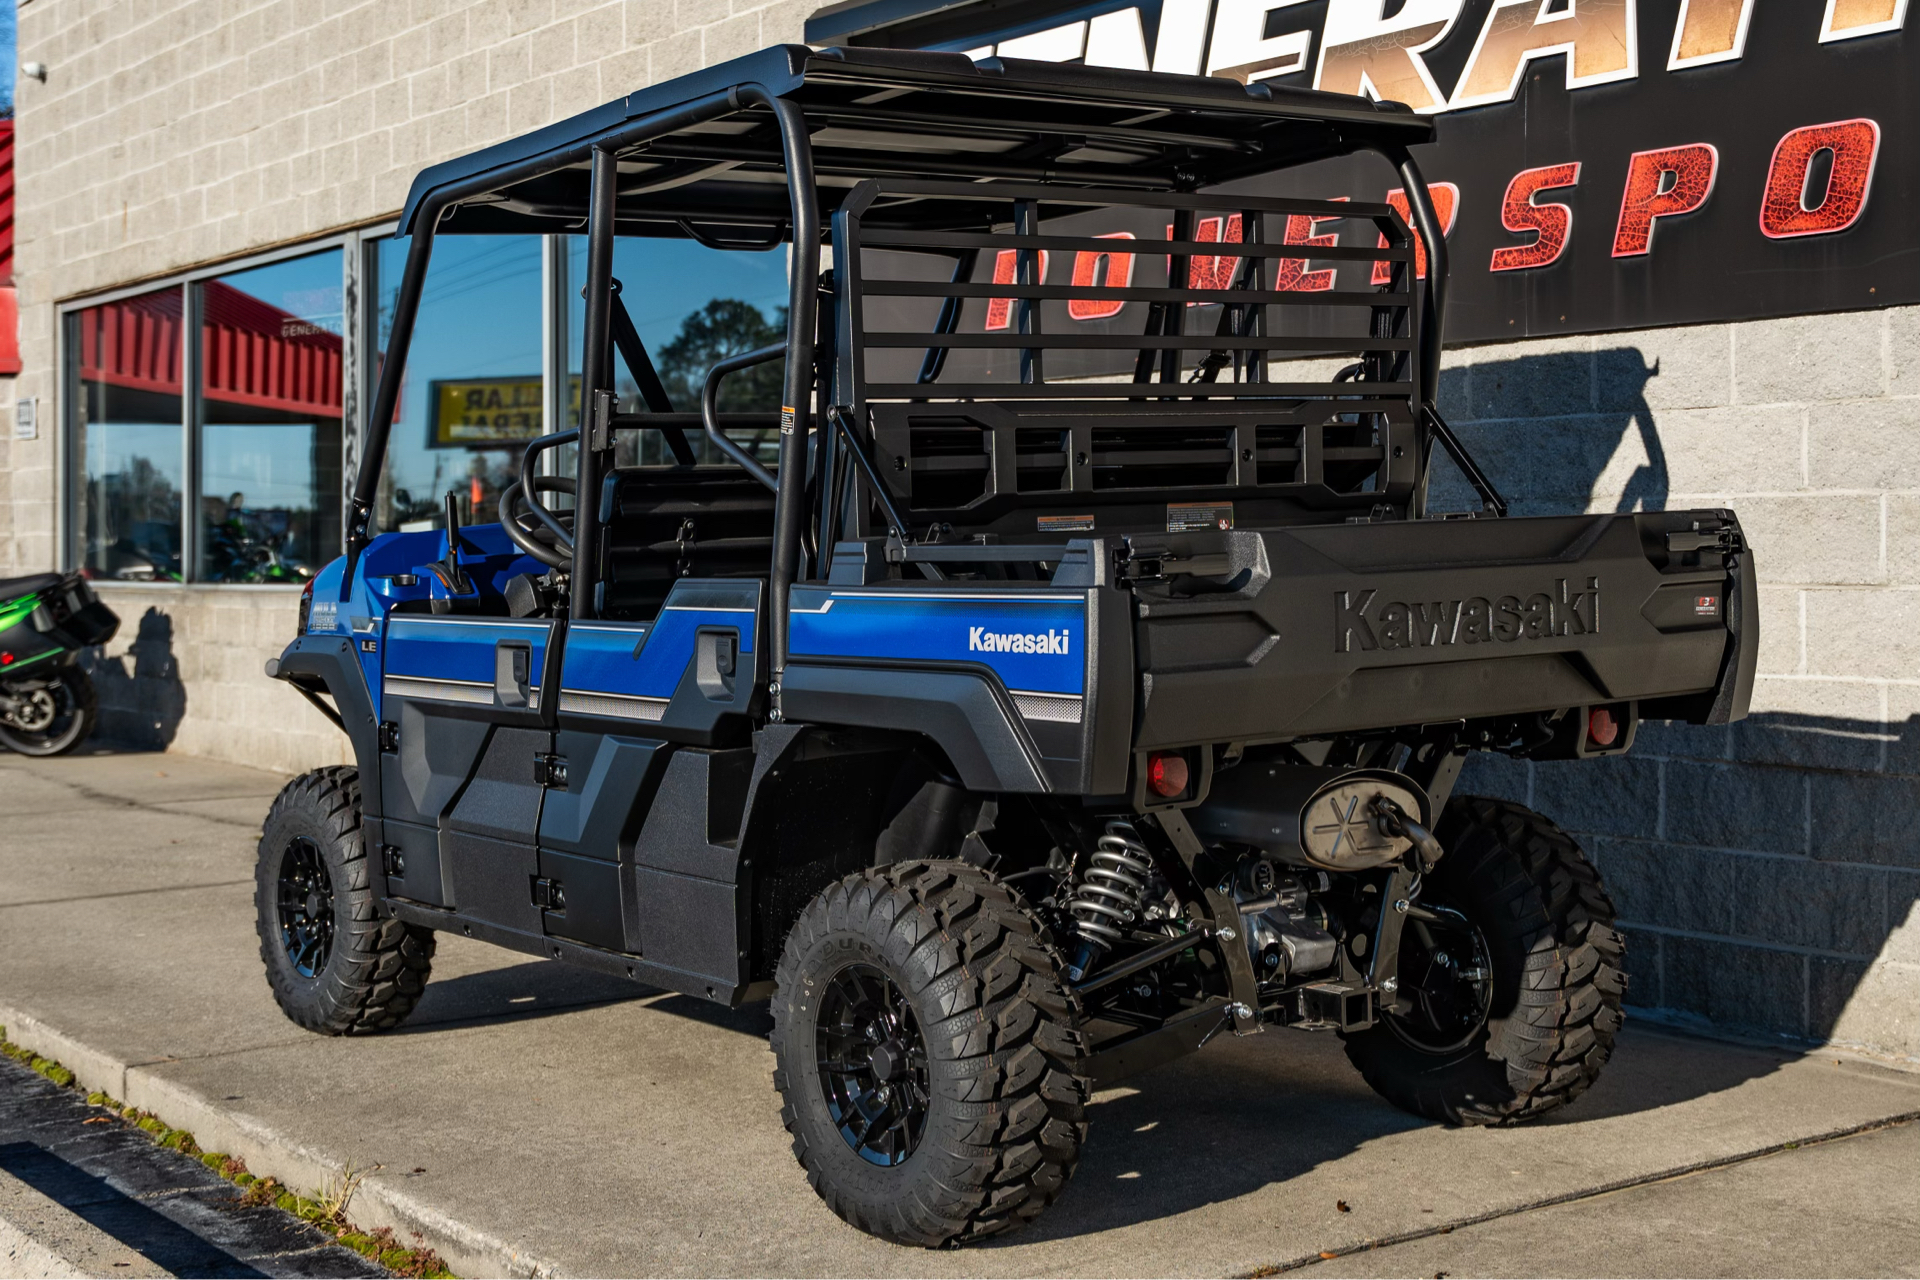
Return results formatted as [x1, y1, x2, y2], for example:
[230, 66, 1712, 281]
[498, 475, 577, 569]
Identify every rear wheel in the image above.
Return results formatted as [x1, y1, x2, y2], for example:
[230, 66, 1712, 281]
[255, 767, 435, 1034]
[1342, 797, 1626, 1125]
[771, 861, 1089, 1247]
[0, 670, 97, 756]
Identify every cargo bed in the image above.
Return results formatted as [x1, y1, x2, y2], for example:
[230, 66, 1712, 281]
[1129, 508, 1755, 749]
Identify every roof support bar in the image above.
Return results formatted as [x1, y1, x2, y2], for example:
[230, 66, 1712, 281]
[572, 144, 620, 620]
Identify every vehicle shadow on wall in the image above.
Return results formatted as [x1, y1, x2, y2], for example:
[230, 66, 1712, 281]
[83, 607, 189, 750]
[1428, 348, 1667, 516]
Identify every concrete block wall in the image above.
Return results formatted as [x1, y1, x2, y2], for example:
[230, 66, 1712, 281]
[79, 585, 351, 777]
[1435, 311, 1920, 1062]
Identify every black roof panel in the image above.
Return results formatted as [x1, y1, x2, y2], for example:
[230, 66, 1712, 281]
[397, 44, 1432, 238]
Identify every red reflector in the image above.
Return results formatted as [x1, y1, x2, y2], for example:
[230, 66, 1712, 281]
[0, 653, 12, 665]
[1588, 707, 1620, 748]
[1147, 752, 1190, 798]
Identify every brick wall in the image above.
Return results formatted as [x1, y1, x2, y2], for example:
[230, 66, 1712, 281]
[1435, 312, 1920, 1062]
[82, 584, 351, 776]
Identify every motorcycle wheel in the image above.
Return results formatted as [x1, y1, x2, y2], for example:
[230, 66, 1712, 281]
[0, 670, 99, 756]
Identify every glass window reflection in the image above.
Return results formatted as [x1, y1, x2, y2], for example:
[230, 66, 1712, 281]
[372, 235, 543, 531]
[565, 235, 788, 467]
[197, 250, 344, 582]
[71, 287, 185, 581]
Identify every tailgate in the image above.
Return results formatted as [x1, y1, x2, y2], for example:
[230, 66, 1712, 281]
[1131, 510, 1755, 749]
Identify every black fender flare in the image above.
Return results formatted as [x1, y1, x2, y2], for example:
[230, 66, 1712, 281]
[267, 635, 383, 812]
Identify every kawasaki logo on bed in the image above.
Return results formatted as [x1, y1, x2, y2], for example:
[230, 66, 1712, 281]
[969, 627, 1071, 655]
[1336, 578, 1599, 653]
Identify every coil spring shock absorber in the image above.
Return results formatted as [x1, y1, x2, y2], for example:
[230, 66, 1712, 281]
[1064, 819, 1155, 981]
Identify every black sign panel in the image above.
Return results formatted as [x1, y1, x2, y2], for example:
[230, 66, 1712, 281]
[812, 0, 1918, 343]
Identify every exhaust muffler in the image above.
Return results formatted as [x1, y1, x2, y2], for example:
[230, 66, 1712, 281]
[1189, 763, 1435, 872]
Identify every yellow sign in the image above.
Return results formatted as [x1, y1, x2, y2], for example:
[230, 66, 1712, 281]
[428, 376, 544, 448]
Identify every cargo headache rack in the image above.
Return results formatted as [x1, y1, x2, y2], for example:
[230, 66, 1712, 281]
[826, 180, 1439, 555]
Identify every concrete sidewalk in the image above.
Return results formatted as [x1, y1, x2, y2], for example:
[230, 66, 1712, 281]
[2, 747, 1917, 1278]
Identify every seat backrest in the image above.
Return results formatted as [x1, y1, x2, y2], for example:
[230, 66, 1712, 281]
[598, 466, 776, 620]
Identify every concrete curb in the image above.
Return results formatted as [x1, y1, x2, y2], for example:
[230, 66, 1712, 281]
[0, 1002, 566, 1279]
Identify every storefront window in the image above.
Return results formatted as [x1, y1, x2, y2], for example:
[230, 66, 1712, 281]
[565, 235, 789, 467]
[197, 250, 344, 583]
[371, 235, 543, 531]
[70, 287, 186, 581]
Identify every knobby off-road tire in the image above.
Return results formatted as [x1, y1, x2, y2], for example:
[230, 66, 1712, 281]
[771, 861, 1090, 1247]
[255, 766, 435, 1035]
[0, 669, 97, 756]
[1343, 796, 1626, 1126]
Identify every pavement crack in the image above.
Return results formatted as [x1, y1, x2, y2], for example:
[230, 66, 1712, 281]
[0, 768, 269, 831]
[1249, 1112, 1920, 1276]
[0, 880, 254, 910]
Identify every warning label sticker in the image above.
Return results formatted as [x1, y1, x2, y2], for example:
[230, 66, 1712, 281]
[1167, 502, 1234, 533]
[1037, 514, 1096, 533]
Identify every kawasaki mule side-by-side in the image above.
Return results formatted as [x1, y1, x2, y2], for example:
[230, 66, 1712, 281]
[0, 574, 118, 755]
[257, 46, 1756, 1247]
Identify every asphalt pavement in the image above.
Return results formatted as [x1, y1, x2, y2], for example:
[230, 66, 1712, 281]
[1, 746, 1917, 1278]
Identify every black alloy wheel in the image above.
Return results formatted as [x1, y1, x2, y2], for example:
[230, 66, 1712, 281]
[276, 836, 336, 978]
[815, 963, 930, 1167]
[1385, 902, 1493, 1055]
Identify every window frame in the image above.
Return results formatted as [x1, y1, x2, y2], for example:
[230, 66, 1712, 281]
[57, 224, 392, 588]
[59, 229, 592, 584]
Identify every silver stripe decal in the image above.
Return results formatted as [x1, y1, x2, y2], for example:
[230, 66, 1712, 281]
[1010, 690, 1084, 724]
[384, 675, 493, 705]
[559, 690, 669, 721]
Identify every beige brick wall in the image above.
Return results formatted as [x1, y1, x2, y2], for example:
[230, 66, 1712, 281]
[1435, 311, 1920, 1063]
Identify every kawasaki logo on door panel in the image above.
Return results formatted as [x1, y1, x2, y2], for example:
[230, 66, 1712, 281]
[969, 626, 1072, 655]
[1336, 578, 1599, 653]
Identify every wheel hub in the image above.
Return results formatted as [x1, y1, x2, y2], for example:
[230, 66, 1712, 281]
[1386, 901, 1494, 1054]
[9, 689, 56, 732]
[275, 837, 335, 979]
[816, 963, 930, 1167]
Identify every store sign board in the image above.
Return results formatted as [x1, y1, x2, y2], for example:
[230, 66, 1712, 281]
[428, 376, 544, 448]
[813, 0, 1918, 342]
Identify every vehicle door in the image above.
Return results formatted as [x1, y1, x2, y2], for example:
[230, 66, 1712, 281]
[532, 579, 763, 960]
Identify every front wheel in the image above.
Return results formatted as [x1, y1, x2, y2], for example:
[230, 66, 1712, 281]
[771, 861, 1090, 1247]
[1342, 796, 1626, 1126]
[255, 767, 435, 1034]
[0, 670, 97, 756]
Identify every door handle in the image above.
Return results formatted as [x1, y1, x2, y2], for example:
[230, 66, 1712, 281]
[695, 628, 738, 701]
[495, 640, 532, 708]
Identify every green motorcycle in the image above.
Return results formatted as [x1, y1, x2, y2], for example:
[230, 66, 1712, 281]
[0, 573, 119, 756]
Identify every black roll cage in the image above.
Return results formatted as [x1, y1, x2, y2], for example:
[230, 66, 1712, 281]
[344, 44, 1456, 697]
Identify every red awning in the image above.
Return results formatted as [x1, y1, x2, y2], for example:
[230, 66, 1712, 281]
[77, 281, 342, 419]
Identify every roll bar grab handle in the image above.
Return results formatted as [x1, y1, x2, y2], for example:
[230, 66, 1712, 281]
[701, 345, 784, 491]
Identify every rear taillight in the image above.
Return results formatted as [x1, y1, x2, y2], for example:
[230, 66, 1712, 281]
[1146, 752, 1191, 799]
[1587, 706, 1620, 748]
[297, 579, 315, 637]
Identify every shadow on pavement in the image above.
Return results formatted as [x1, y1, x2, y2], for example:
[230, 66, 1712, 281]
[0, 1141, 263, 1278]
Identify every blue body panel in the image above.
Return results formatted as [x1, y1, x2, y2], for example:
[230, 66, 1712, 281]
[562, 596, 758, 701]
[385, 616, 556, 702]
[788, 586, 1088, 696]
[309, 523, 555, 720]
